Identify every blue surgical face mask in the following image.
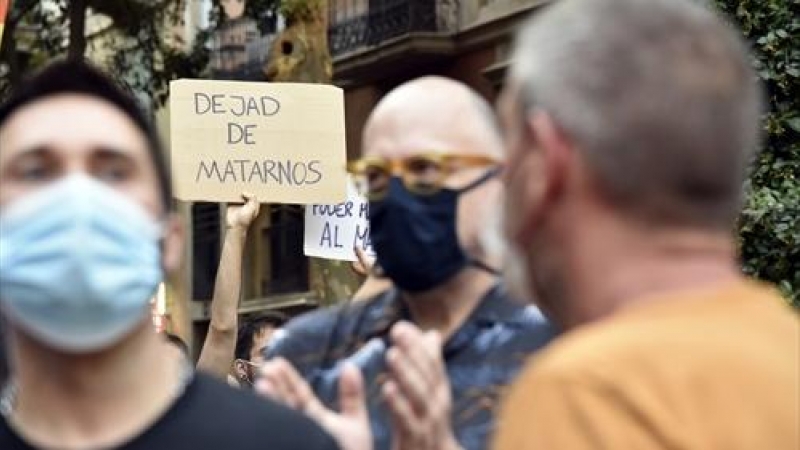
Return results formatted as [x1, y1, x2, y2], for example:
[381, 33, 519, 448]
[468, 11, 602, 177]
[0, 174, 164, 353]
[368, 170, 498, 293]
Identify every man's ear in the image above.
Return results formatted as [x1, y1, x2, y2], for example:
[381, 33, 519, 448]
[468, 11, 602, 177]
[514, 111, 574, 245]
[233, 359, 247, 378]
[530, 111, 572, 205]
[160, 213, 185, 275]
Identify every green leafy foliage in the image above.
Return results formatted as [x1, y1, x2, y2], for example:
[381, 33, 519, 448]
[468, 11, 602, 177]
[0, 0, 285, 107]
[0, 0, 210, 110]
[205, 0, 279, 33]
[245, 0, 281, 34]
[279, 0, 324, 24]
[714, 0, 800, 306]
[103, 1, 212, 109]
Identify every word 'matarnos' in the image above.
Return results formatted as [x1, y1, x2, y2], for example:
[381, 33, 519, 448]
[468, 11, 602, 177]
[196, 159, 322, 185]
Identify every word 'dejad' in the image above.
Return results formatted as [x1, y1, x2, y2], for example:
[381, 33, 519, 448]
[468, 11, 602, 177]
[194, 92, 280, 145]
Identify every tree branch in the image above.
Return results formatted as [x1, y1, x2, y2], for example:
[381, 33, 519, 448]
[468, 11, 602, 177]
[67, 0, 87, 60]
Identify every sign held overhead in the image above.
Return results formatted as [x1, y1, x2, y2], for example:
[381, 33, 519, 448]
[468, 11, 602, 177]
[169, 79, 347, 204]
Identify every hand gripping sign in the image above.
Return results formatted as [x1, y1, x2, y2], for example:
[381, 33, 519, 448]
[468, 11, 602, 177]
[169, 79, 347, 204]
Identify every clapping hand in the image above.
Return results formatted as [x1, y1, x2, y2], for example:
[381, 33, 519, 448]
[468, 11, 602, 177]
[383, 322, 462, 450]
[257, 358, 373, 450]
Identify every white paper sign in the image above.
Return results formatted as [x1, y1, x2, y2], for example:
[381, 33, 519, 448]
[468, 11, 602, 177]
[304, 179, 375, 261]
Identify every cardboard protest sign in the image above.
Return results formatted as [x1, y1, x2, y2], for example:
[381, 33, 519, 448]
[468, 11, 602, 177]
[304, 179, 375, 261]
[169, 79, 347, 204]
[0, 0, 8, 42]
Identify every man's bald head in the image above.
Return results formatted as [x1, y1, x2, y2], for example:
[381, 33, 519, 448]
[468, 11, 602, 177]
[363, 77, 502, 161]
[361, 77, 505, 263]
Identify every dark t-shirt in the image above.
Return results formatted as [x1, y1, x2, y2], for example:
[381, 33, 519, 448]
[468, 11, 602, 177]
[0, 372, 339, 450]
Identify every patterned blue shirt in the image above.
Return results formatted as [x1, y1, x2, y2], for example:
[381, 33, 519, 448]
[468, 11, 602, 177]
[265, 284, 556, 450]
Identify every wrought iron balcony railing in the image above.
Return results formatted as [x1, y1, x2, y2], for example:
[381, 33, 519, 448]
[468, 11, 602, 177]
[329, 0, 457, 57]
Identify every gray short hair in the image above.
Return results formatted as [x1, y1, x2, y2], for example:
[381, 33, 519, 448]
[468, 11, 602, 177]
[510, 0, 762, 229]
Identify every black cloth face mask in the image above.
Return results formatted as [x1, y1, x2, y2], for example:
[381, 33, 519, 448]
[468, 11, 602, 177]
[368, 169, 499, 293]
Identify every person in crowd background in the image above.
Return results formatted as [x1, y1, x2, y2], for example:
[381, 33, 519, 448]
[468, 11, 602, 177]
[257, 76, 555, 450]
[195, 189, 382, 387]
[492, 0, 800, 448]
[231, 312, 287, 388]
[0, 60, 339, 450]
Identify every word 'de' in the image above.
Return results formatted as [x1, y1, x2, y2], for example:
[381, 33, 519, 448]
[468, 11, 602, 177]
[170, 79, 347, 204]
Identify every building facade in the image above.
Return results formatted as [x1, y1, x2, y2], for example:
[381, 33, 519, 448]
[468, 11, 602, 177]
[330, 0, 546, 160]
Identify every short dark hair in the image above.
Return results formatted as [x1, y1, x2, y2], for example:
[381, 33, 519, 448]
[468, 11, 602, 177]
[235, 312, 287, 361]
[0, 59, 173, 211]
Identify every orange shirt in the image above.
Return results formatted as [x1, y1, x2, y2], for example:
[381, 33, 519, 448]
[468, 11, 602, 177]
[493, 280, 800, 450]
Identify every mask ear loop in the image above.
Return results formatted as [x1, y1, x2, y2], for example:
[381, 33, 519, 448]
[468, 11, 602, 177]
[367, 166, 504, 279]
[459, 166, 504, 275]
[154, 218, 172, 276]
[469, 259, 501, 276]
[458, 165, 503, 194]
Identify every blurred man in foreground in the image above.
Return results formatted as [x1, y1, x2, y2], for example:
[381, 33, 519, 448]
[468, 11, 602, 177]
[0, 60, 338, 450]
[258, 77, 554, 450]
[493, 0, 800, 448]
